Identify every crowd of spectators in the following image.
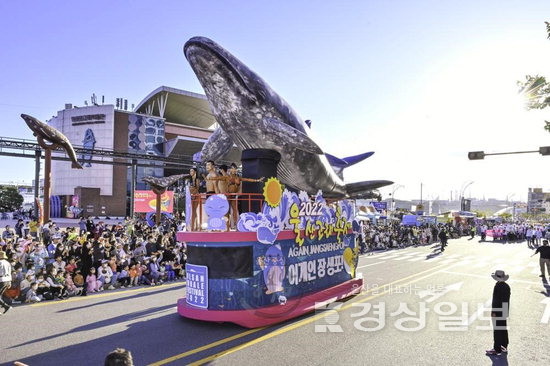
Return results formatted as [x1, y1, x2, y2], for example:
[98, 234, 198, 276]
[482, 223, 549, 245]
[0, 216, 187, 304]
[357, 221, 460, 252]
[357, 219, 550, 253]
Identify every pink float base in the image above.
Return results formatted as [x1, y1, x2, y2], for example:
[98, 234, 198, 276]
[177, 277, 363, 328]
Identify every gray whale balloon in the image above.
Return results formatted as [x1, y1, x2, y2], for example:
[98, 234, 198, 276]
[184, 37, 392, 198]
[21, 113, 83, 169]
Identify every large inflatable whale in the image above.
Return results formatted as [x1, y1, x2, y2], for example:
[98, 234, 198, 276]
[184, 37, 392, 198]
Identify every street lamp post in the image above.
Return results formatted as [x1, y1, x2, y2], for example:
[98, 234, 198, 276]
[460, 181, 474, 211]
[390, 184, 404, 212]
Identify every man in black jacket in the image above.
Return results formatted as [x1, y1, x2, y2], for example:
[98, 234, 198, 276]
[438, 228, 448, 252]
[532, 239, 550, 278]
[486, 270, 511, 356]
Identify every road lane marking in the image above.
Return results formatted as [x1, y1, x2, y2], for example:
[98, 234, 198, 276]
[357, 261, 386, 269]
[357, 260, 386, 268]
[159, 263, 451, 366]
[30, 282, 186, 307]
[186, 263, 452, 366]
[148, 327, 267, 366]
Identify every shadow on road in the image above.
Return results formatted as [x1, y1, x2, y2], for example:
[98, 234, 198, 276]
[8, 309, 282, 366]
[9, 304, 177, 348]
[425, 251, 442, 260]
[539, 278, 550, 297]
[56, 285, 184, 312]
[486, 353, 509, 365]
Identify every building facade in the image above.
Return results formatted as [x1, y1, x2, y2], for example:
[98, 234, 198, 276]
[46, 86, 236, 217]
[527, 188, 550, 214]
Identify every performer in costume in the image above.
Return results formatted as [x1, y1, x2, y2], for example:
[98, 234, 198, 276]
[207, 162, 264, 229]
[186, 167, 202, 231]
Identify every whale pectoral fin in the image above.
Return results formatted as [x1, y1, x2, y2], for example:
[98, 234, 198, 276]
[262, 118, 323, 154]
[199, 127, 234, 162]
[345, 180, 393, 197]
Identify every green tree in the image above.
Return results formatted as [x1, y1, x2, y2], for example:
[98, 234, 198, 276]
[497, 212, 512, 220]
[0, 186, 24, 212]
[517, 21, 550, 133]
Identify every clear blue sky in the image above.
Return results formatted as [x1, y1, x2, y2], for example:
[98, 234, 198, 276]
[1, 0, 549, 201]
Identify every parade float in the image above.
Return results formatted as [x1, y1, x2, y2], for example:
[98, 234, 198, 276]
[176, 36, 392, 327]
[177, 176, 364, 328]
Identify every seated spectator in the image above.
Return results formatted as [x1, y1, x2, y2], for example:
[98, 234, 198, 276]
[52, 255, 66, 272]
[128, 264, 139, 287]
[73, 270, 85, 288]
[45, 268, 67, 299]
[65, 257, 78, 274]
[64, 272, 82, 296]
[25, 282, 43, 303]
[86, 267, 102, 293]
[164, 261, 176, 282]
[98, 260, 116, 290]
[118, 265, 130, 288]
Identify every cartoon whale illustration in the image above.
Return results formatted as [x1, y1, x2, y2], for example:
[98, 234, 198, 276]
[21, 113, 83, 169]
[183, 37, 392, 198]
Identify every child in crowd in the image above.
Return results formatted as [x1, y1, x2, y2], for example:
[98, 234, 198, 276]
[65, 257, 78, 274]
[73, 270, 84, 288]
[129, 264, 139, 287]
[98, 260, 115, 290]
[139, 260, 151, 285]
[64, 272, 82, 296]
[164, 261, 176, 281]
[86, 267, 102, 292]
[172, 260, 184, 279]
[26, 282, 42, 303]
[118, 265, 130, 288]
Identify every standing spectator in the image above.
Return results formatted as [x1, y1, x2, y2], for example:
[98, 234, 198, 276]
[486, 270, 511, 355]
[28, 218, 39, 240]
[0, 250, 12, 314]
[438, 229, 448, 252]
[78, 217, 87, 235]
[14, 219, 24, 239]
[532, 239, 550, 278]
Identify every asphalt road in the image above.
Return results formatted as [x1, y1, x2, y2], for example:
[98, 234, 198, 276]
[2, 237, 549, 366]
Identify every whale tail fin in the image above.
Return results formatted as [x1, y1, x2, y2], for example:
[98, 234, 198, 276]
[326, 152, 375, 179]
[345, 180, 393, 199]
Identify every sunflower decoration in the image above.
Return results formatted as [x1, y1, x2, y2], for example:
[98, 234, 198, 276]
[263, 177, 283, 207]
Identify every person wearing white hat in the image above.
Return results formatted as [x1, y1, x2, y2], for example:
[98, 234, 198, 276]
[0, 250, 12, 314]
[486, 270, 511, 356]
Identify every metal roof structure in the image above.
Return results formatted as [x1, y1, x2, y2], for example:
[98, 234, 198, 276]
[133, 86, 216, 129]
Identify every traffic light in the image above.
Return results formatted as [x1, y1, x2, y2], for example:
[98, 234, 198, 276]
[539, 146, 550, 156]
[468, 151, 485, 160]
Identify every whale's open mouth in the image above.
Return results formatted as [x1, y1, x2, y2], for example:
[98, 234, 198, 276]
[184, 37, 256, 96]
